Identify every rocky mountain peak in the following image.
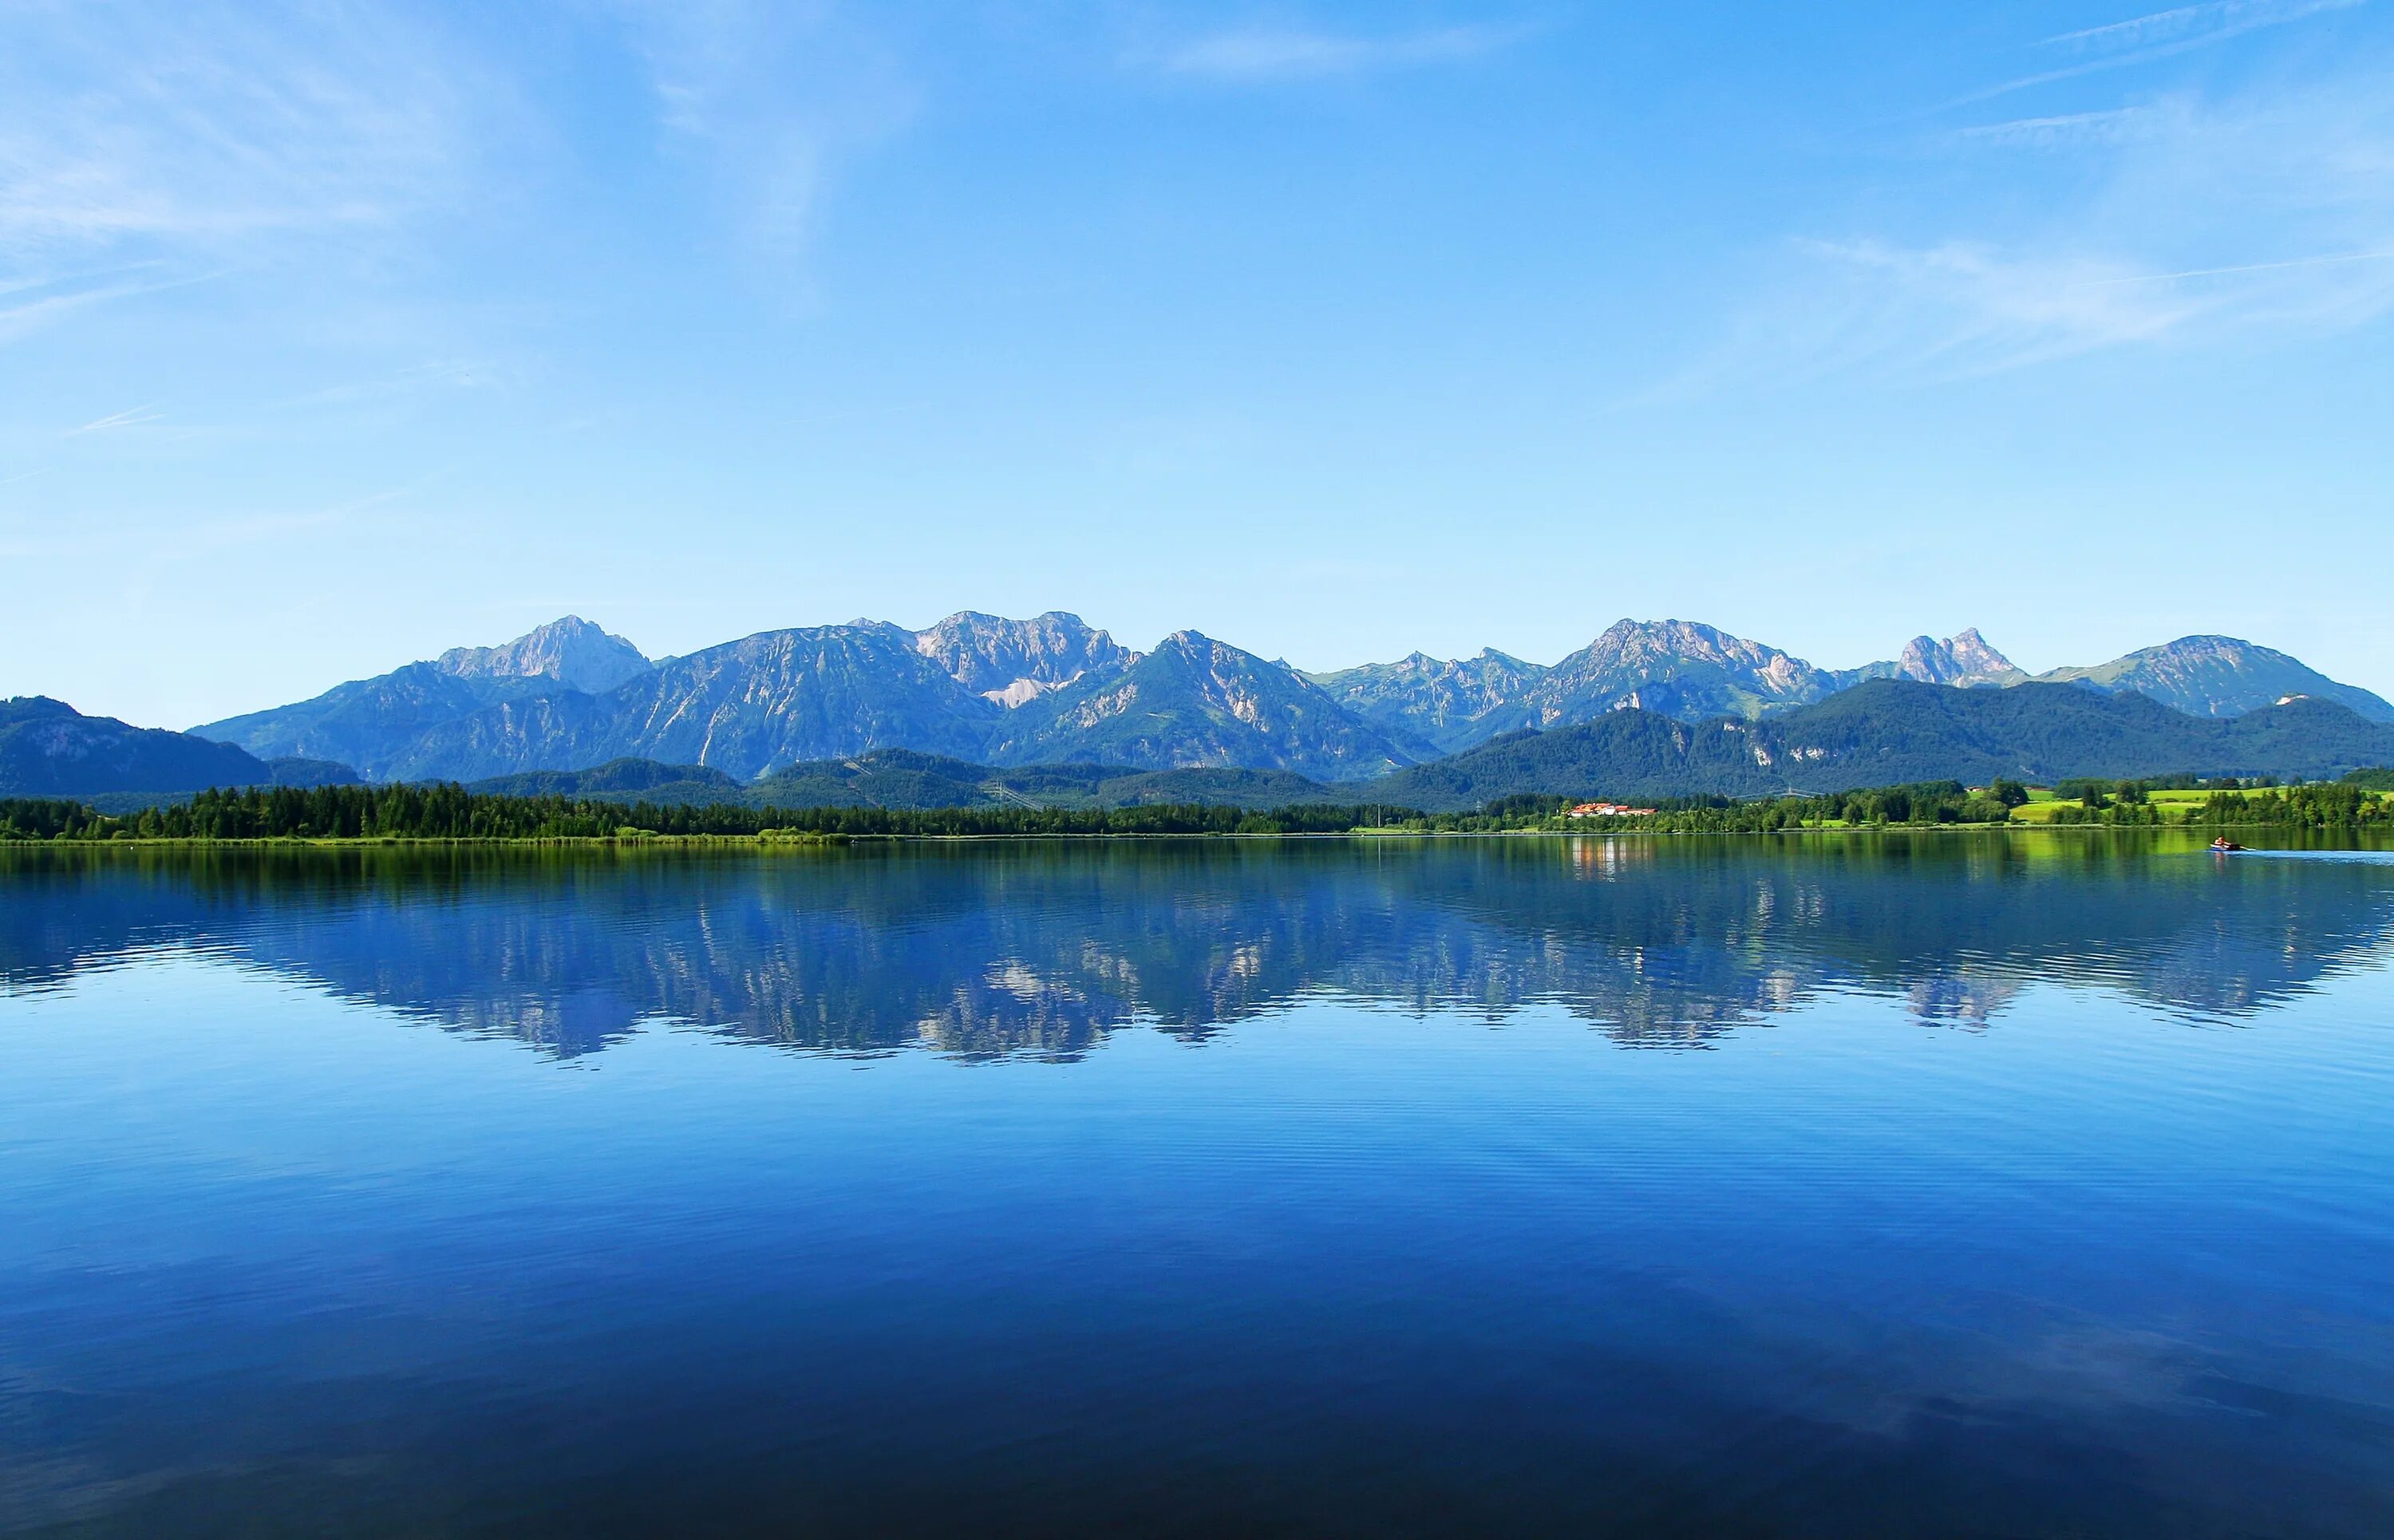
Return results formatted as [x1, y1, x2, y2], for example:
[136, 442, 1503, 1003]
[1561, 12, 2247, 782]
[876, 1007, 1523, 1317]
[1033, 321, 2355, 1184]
[913, 610, 1132, 707]
[1894, 630, 2025, 688]
[436, 617, 654, 696]
[1539, 619, 1834, 722]
[2033, 635, 2394, 721]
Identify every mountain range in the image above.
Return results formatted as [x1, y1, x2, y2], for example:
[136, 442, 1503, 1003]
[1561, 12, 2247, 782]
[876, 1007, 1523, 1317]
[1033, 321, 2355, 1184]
[190, 614, 1422, 784]
[1302, 622, 2037, 754]
[184, 613, 2392, 786]
[9, 613, 2389, 806]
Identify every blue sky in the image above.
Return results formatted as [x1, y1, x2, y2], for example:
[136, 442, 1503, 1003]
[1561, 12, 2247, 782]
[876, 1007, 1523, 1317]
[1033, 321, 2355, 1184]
[4, 0, 2392, 727]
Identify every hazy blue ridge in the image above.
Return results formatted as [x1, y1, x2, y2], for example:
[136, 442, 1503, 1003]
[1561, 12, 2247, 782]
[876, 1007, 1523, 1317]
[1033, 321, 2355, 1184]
[267, 757, 365, 788]
[467, 758, 742, 800]
[2, 696, 358, 798]
[744, 749, 1009, 810]
[80, 760, 365, 815]
[446, 751, 1355, 812]
[749, 752, 1348, 811]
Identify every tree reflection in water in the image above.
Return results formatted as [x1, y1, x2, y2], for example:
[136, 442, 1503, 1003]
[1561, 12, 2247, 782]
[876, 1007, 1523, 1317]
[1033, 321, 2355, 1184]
[4, 834, 2390, 1060]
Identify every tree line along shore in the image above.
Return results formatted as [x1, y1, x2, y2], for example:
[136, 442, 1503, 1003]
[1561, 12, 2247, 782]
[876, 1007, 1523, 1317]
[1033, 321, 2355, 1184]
[2, 774, 2391, 844]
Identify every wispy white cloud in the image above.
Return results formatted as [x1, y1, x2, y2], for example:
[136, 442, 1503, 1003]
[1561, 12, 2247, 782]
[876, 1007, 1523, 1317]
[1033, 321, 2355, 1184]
[1948, 0, 2364, 108]
[1152, 23, 1521, 82]
[1782, 239, 2213, 373]
[0, 2, 512, 350]
[0, 280, 138, 346]
[608, 2, 918, 274]
[1677, 47, 2394, 388]
[2069, 247, 2394, 284]
[2043, 0, 2361, 53]
[65, 405, 164, 436]
[0, 3, 492, 253]
[1641, 241, 2208, 398]
[1954, 105, 2171, 149]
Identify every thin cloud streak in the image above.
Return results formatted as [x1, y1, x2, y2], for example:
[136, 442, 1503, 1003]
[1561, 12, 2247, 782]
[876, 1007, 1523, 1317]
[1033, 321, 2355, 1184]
[1946, 0, 2364, 109]
[66, 405, 164, 436]
[2069, 247, 2394, 285]
[0, 265, 233, 350]
[0, 2, 493, 259]
[2044, 0, 2362, 53]
[609, 2, 918, 275]
[1955, 106, 2167, 148]
[1154, 24, 1522, 82]
[1671, 37, 2394, 390]
[0, 284, 133, 346]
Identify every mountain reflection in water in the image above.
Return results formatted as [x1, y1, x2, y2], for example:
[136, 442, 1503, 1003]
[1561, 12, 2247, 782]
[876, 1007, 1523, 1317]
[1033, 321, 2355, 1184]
[7, 834, 2390, 1058]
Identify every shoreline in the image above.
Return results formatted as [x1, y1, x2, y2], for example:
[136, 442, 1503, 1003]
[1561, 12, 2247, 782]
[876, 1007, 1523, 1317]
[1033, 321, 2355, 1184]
[2, 822, 2378, 850]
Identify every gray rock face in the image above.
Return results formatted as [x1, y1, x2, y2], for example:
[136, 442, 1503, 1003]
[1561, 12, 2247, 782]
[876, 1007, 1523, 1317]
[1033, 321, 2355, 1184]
[989, 631, 1418, 780]
[911, 611, 1132, 706]
[1307, 650, 1548, 758]
[436, 616, 654, 696]
[1890, 630, 2026, 688]
[1531, 619, 1839, 725]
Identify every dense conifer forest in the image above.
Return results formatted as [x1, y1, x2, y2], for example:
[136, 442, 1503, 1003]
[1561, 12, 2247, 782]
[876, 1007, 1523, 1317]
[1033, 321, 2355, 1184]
[2, 773, 2388, 843]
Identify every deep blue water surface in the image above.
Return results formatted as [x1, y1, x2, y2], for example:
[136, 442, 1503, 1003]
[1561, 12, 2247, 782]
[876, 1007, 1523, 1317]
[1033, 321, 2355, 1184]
[2, 835, 2392, 1537]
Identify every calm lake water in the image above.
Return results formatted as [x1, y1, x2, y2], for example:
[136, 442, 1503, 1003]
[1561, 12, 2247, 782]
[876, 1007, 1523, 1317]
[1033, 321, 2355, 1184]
[3, 833, 2392, 1538]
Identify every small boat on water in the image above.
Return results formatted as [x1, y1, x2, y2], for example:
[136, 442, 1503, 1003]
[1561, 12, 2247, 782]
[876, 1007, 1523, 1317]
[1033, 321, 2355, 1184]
[2210, 838, 2246, 853]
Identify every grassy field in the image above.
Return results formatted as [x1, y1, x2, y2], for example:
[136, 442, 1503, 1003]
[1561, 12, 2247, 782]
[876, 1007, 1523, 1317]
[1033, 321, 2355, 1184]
[2009, 784, 2390, 823]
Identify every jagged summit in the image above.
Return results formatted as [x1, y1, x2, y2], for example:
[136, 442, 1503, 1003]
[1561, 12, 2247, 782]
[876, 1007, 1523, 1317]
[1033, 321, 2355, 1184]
[1532, 619, 1835, 723]
[436, 617, 654, 695]
[1893, 630, 2025, 688]
[911, 611, 1132, 708]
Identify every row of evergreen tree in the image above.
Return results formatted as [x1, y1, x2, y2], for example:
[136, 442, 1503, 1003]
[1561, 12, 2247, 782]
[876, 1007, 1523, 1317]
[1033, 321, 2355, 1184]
[1, 775, 2387, 843]
[0, 784, 1395, 842]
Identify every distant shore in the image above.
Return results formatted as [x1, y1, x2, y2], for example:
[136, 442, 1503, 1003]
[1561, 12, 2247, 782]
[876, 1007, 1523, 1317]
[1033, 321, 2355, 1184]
[7, 822, 2384, 851]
